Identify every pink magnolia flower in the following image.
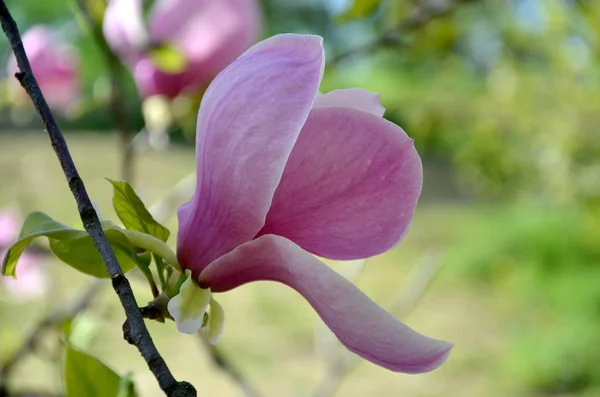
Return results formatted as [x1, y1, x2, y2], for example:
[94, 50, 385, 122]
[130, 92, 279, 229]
[176, 34, 453, 373]
[0, 210, 18, 248]
[103, 0, 262, 99]
[1, 249, 47, 299]
[7, 26, 79, 113]
[0, 210, 48, 299]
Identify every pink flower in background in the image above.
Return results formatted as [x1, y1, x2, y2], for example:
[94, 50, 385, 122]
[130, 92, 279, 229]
[0, 210, 48, 299]
[7, 26, 79, 113]
[103, 0, 262, 99]
[0, 210, 18, 248]
[1, 250, 47, 299]
[176, 34, 453, 373]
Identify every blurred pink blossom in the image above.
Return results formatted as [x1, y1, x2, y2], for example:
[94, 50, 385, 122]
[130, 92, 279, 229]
[176, 34, 453, 374]
[0, 210, 18, 247]
[103, 0, 262, 99]
[1, 249, 47, 299]
[0, 210, 48, 300]
[7, 26, 79, 113]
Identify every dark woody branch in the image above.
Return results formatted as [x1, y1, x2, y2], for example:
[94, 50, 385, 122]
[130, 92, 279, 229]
[0, 2, 195, 395]
[75, 0, 135, 183]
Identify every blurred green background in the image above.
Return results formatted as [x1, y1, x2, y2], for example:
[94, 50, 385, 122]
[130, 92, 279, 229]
[1, 0, 600, 396]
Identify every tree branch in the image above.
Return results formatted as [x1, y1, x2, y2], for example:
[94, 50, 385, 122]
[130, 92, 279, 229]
[328, 0, 472, 65]
[75, 0, 135, 183]
[6, 391, 61, 397]
[0, 280, 102, 397]
[196, 333, 263, 397]
[0, 2, 195, 396]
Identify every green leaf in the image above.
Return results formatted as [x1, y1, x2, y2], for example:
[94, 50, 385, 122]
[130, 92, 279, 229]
[50, 227, 139, 278]
[2, 211, 83, 277]
[147, 43, 188, 74]
[337, 0, 381, 22]
[63, 344, 138, 397]
[101, 221, 180, 271]
[107, 178, 171, 242]
[1, 212, 137, 278]
[87, 0, 107, 23]
[137, 251, 152, 267]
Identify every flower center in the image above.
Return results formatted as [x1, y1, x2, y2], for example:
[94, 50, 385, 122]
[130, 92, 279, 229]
[167, 269, 224, 343]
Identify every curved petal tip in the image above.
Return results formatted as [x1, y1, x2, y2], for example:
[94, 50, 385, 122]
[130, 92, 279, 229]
[243, 33, 323, 58]
[313, 88, 386, 117]
[200, 234, 452, 374]
[363, 339, 453, 374]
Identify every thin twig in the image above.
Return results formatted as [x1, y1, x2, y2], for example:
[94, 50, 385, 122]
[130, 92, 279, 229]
[0, 3, 195, 396]
[8, 391, 61, 397]
[328, 0, 472, 65]
[0, 280, 103, 396]
[310, 254, 443, 397]
[150, 173, 196, 223]
[75, 0, 135, 183]
[196, 333, 263, 397]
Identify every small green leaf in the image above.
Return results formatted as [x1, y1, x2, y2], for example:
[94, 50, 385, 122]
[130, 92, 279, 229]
[50, 227, 139, 278]
[137, 251, 152, 267]
[2, 212, 83, 277]
[337, 0, 381, 22]
[147, 43, 188, 74]
[107, 178, 170, 242]
[1, 212, 137, 278]
[102, 222, 180, 271]
[63, 343, 138, 397]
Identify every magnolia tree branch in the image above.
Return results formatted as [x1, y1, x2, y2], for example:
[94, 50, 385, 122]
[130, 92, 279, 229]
[7, 391, 60, 397]
[0, 3, 195, 396]
[75, 0, 135, 183]
[310, 254, 443, 397]
[196, 333, 263, 397]
[328, 0, 473, 65]
[146, 178, 263, 397]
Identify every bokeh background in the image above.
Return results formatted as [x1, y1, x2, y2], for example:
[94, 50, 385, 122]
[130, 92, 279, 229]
[1, 0, 600, 396]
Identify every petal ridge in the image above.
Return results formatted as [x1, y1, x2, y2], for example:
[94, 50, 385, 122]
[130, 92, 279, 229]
[177, 34, 324, 275]
[258, 107, 423, 260]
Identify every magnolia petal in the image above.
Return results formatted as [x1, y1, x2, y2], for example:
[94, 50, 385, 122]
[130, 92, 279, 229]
[149, 0, 261, 63]
[258, 107, 422, 260]
[313, 88, 385, 117]
[102, 0, 148, 59]
[177, 34, 324, 275]
[204, 297, 225, 345]
[199, 235, 452, 373]
[167, 270, 211, 334]
[0, 210, 19, 248]
[142, 0, 262, 98]
[131, 57, 196, 99]
[1, 251, 47, 299]
[7, 27, 79, 113]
